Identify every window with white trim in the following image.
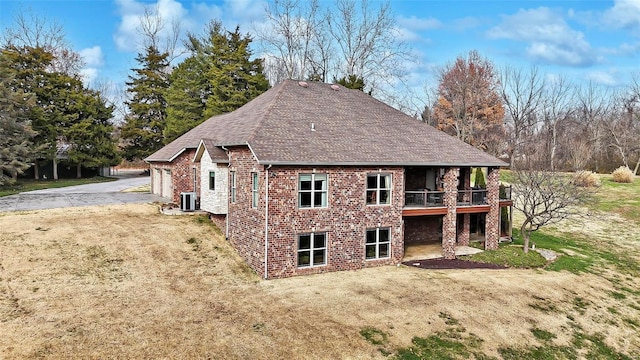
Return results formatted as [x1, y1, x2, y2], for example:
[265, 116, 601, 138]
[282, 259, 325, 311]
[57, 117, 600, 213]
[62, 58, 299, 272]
[366, 227, 390, 260]
[230, 171, 236, 203]
[298, 174, 328, 208]
[251, 172, 259, 208]
[209, 171, 215, 190]
[297, 232, 327, 268]
[366, 173, 391, 205]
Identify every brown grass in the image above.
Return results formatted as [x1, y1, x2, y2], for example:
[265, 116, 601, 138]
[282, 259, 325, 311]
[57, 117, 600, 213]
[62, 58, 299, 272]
[1, 204, 639, 359]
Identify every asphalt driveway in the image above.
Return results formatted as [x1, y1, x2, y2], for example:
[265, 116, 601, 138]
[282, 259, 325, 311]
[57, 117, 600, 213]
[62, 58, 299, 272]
[0, 173, 167, 212]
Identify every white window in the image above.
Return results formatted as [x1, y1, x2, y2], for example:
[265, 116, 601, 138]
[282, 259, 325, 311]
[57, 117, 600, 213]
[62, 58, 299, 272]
[298, 174, 328, 208]
[366, 227, 391, 260]
[297, 232, 327, 268]
[366, 173, 391, 205]
[251, 172, 259, 208]
[230, 171, 236, 203]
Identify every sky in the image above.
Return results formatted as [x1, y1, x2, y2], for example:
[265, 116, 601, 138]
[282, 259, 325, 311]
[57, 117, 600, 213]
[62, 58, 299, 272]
[1, 0, 639, 113]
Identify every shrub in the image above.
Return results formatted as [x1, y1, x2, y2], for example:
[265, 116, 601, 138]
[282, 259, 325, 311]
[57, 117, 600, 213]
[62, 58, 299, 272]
[611, 166, 634, 183]
[573, 171, 600, 187]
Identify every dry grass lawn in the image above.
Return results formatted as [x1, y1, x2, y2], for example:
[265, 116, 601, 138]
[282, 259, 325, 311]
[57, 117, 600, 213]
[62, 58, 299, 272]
[1, 203, 639, 359]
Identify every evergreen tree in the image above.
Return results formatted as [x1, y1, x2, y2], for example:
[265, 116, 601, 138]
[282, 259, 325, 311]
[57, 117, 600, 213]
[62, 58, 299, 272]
[335, 75, 366, 92]
[163, 55, 208, 144]
[3, 45, 119, 179]
[162, 21, 269, 143]
[65, 88, 120, 178]
[200, 22, 269, 118]
[0, 50, 36, 185]
[2, 46, 71, 179]
[120, 45, 170, 160]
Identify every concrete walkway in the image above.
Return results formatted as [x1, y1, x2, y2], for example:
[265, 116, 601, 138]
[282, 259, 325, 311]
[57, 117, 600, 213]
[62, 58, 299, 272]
[0, 172, 167, 212]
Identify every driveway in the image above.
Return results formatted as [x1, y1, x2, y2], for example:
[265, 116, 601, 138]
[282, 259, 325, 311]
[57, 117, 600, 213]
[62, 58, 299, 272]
[0, 172, 168, 212]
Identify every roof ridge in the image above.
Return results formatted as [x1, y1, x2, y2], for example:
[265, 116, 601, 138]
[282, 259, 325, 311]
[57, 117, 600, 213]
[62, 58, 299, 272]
[246, 80, 290, 144]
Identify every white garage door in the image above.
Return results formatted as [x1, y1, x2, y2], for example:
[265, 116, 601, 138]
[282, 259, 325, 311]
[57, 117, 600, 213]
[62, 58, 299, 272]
[162, 169, 172, 198]
[152, 168, 161, 195]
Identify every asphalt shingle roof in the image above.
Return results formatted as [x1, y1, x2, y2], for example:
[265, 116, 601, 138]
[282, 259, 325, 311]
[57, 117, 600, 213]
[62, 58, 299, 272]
[146, 80, 507, 167]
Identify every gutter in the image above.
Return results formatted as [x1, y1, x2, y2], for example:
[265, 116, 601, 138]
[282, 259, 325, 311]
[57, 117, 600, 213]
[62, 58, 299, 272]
[222, 146, 230, 240]
[264, 164, 272, 280]
[252, 160, 509, 168]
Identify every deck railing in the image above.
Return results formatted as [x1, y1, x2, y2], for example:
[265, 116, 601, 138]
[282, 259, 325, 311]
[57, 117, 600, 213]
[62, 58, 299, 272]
[405, 185, 512, 208]
[457, 189, 488, 205]
[404, 190, 445, 207]
[500, 185, 512, 200]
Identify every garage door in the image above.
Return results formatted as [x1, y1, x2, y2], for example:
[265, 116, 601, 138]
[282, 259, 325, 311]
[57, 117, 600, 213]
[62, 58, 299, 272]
[162, 169, 172, 198]
[152, 168, 161, 195]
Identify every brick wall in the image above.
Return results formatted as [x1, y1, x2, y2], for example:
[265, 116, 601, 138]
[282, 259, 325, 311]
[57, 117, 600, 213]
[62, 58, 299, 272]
[169, 150, 199, 205]
[227, 147, 266, 277]
[485, 167, 500, 250]
[148, 149, 199, 204]
[264, 165, 405, 279]
[225, 150, 406, 279]
[442, 167, 459, 259]
[404, 216, 442, 244]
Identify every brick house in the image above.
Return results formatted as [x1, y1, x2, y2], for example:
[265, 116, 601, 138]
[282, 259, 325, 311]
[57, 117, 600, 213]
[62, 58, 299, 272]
[146, 80, 511, 279]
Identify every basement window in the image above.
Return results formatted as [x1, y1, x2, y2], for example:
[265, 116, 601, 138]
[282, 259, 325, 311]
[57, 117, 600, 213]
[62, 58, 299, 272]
[297, 232, 327, 268]
[298, 174, 328, 208]
[366, 227, 391, 260]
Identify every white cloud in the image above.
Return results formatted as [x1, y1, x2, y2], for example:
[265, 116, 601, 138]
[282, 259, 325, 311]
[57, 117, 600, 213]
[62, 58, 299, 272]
[114, 0, 267, 54]
[486, 7, 599, 67]
[79, 46, 104, 67]
[78, 46, 104, 85]
[394, 16, 440, 43]
[603, 0, 640, 35]
[80, 68, 99, 85]
[397, 15, 441, 31]
[226, 0, 266, 21]
[113, 0, 189, 52]
[586, 70, 619, 86]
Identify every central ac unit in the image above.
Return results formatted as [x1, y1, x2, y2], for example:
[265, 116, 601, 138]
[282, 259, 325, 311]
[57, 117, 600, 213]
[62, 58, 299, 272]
[180, 192, 197, 211]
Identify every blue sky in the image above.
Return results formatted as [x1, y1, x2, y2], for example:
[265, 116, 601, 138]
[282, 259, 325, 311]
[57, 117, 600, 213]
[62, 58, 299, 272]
[1, 0, 639, 112]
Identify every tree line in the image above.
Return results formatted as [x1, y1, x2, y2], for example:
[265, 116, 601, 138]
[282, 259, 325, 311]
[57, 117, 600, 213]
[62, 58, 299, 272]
[0, 12, 118, 184]
[425, 50, 640, 174]
[2, 2, 639, 187]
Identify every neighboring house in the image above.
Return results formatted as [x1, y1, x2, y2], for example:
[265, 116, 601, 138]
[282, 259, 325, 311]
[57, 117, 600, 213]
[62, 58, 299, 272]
[146, 80, 512, 279]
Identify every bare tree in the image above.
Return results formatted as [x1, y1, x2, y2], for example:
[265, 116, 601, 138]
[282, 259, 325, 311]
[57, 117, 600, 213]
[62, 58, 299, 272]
[566, 137, 592, 171]
[2, 9, 83, 76]
[499, 66, 545, 168]
[138, 5, 183, 64]
[541, 75, 575, 171]
[625, 74, 640, 175]
[326, 0, 409, 94]
[512, 170, 594, 253]
[575, 82, 613, 172]
[257, 0, 327, 83]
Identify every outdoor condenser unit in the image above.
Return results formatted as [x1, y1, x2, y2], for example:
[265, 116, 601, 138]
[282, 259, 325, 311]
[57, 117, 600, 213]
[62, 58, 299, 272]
[180, 192, 197, 212]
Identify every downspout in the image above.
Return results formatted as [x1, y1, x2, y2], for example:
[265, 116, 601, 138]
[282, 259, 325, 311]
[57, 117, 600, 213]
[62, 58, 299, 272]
[222, 146, 230, 240]
[264, 164, 272, 280]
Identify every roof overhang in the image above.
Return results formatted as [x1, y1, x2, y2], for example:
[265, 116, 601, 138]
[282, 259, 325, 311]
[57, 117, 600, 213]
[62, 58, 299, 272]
[145, 147, 199, 163]
[254, 160, 510, 168]
[194, 139, 230, 164]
